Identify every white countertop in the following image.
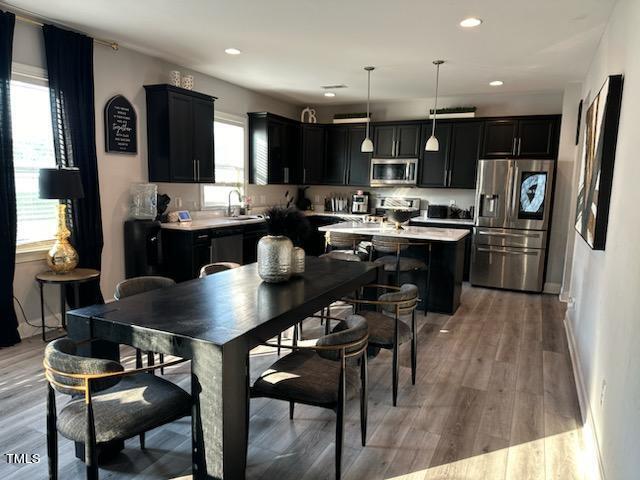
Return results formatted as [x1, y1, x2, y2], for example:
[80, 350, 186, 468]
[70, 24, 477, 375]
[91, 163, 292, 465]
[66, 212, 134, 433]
[160, 216, 265, 231]
[318, 222, 470, 242]
[302, 211, 370, 220]
[410, 216, 475, 226]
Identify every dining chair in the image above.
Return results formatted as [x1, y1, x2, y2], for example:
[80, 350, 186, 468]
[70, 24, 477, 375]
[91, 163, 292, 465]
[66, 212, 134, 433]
[114, 276, 176, 372]
[343, 283, 419, 406]
[198, 261, 241, 278]
[370, 236, 428, 286]
[251, 314, 369, 480]
[44, 338, 191, 480]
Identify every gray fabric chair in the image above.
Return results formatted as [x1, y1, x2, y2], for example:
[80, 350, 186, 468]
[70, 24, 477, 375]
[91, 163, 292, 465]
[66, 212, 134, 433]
[320, 251, 362, 262]
[198, 262, 241, 278]
[344, 284, 419, 406]
[371, 236, 427, 285]
[325, 231, 368, 259]
[44, 339, 190, 480]
[114, 276, 176, 371]
[251, 314, 369, 480]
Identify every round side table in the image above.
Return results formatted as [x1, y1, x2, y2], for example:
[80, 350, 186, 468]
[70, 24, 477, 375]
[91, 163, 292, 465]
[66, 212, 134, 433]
[35, 268, 101, 342]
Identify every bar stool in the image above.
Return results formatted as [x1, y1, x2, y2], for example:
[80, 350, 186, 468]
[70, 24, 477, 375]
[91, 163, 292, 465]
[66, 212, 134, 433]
[370, 236, 428, 284]
[325, 231, 368, 259]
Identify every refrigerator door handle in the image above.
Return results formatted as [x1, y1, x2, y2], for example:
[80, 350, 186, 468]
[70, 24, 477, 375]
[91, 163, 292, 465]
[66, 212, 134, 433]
[476, 246, 538, 256]
[476, 229, 539, 238]
[509, 163, 520, 223]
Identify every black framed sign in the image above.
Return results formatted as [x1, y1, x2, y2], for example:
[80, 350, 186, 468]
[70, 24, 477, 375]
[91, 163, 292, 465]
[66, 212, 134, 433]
[104, 95, 137, 154]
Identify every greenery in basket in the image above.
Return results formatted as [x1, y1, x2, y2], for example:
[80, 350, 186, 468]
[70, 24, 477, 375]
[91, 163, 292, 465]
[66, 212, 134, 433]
[264, 207, 310, 247]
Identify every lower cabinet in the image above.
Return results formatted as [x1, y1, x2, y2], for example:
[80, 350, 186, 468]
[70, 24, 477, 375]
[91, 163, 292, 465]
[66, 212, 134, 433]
[163, 224, 266, 282]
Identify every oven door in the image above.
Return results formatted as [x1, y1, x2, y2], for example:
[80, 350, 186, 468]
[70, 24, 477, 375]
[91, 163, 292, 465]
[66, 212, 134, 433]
[370, 159, 417, 186]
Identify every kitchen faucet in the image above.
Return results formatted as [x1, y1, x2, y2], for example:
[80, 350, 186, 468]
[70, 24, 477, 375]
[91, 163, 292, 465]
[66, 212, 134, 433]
[228, 189, 243, 217]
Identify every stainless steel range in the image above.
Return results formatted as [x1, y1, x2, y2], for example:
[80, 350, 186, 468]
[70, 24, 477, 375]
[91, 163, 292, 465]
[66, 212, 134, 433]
[374, 196, 421, 218]
[470, 159, 555, 292]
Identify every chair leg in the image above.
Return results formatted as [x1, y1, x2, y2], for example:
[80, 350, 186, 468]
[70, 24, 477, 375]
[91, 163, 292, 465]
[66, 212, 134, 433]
[46, 385, 58, 480]
[299, 320, 304, 340]
[411, 310, 417, 385]
[335, 368, 346, 480]
[147, 351, 155, 375]
[392, 344, 399, 407]
[360, 353, 368, 447]
[139, 432, 146, 449]
[325, 305, 331, 335]
[277, 333, 282, 356]
[159, 353, 165, 374]
[289, 401, 295, 420]
[135, 349, 143, 369]
[85, 400, 98, 480]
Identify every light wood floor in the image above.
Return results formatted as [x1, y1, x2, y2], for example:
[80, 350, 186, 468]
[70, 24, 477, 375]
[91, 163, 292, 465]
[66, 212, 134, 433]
[0, 285, 589, 480]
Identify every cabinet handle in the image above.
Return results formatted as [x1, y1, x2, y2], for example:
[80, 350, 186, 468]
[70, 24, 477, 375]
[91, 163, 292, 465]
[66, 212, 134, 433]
[197, 234, 208, 240]
[193, 159, 197, 181]
[517, 138, 522, 156]
[303, 168, 307, 184]
[394, 140, 399, 157]
[197, 159, 201, 181]
[512, 138, 517, 156]
[284, 167, 290, 183]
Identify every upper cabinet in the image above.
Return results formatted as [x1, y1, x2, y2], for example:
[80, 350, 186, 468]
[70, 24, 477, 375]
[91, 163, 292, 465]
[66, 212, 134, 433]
[249, 112, 300, 185]
[482, 116, 559, 159]
[300, 124, 325, 185]
[324, 126, 349, 185]
[418, 121, 484, 189]
[372, 123, 421, 158]
[346, 125, 371, 186]
[145, 84, 216, 183]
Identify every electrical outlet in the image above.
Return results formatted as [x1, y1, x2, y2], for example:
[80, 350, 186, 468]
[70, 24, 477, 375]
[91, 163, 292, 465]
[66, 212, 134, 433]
[600, 380, 607, 406]
[449, 199, 456, 207]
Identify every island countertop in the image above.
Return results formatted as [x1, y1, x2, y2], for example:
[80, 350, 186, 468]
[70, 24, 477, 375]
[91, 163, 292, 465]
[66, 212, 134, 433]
[318, 222, 470, 242]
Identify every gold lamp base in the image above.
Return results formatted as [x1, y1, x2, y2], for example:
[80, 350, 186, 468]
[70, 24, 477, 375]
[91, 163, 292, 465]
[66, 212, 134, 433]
[47, 203, 79, 274]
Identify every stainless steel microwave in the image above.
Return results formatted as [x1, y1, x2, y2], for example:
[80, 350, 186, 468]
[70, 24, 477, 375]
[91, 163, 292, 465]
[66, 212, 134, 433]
[370, 158, 418, 186]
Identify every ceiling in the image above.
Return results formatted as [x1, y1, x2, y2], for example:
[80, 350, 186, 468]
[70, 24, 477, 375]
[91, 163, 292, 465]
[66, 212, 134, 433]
[3, 0, 616, 105]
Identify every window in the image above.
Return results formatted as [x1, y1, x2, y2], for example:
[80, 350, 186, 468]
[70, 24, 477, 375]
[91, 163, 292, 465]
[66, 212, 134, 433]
[10, 76, 58, 246]
[202, 115, 245, 208]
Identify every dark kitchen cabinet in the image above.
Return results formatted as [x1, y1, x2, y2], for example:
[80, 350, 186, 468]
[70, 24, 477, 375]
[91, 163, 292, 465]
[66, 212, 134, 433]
[145, 84, 216, 183]
[373, 123, 421, 158]
[249, 112, 300, 185]
[448, 121, 484, 188]
[418, 123, 452, 187]
[301, 124, 325, 185]
[418, 121, 483, 189]
[325, 126, 349, 184]
[346, 125, 371, 186]
[481, 116, 559, 159]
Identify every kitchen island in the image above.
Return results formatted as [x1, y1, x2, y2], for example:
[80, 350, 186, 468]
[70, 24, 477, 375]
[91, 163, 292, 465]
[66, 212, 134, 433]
[319, 222, 470, 314]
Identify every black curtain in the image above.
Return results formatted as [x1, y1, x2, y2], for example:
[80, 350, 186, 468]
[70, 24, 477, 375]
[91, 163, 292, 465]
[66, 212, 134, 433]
[0, 10, 20, 347]
[43, 24, 104, 307]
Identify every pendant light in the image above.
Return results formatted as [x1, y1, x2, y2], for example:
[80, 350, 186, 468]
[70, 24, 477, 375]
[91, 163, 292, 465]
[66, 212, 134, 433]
[361, 66, 375, 153]
[425, 60, 444, 151]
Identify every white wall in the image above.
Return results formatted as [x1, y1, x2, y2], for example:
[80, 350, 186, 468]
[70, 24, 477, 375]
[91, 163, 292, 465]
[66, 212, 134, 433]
[565, 0, 640, 478]
[12, 21, 299, 338]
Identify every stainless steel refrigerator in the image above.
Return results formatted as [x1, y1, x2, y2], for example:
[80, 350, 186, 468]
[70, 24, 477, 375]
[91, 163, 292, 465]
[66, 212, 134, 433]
[470, 159, 555, 292]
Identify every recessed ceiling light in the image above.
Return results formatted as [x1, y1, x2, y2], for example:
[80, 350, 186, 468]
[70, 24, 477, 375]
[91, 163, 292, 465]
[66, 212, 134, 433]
[460, 17, 482, 28]
[324, 92, 336, 97]
[490, 80, 504, 86]
[224, 48, 241, 55]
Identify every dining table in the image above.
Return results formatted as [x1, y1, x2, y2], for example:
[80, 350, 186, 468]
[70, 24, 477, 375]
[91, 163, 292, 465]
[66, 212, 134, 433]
[66, 256, 379, 479]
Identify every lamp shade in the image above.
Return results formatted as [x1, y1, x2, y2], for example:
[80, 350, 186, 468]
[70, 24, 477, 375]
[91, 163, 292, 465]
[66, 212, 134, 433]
[425, 135, 439, 152]
[361, 137, 374, 153]
[39, 167, 84, 200]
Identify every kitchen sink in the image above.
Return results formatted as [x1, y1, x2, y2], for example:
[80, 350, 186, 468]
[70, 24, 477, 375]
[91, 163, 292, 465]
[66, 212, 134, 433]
[225, 215, 263, 221]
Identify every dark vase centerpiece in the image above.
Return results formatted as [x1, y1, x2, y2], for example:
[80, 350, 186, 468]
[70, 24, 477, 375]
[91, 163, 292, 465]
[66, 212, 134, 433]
[258, 207, 311, 282]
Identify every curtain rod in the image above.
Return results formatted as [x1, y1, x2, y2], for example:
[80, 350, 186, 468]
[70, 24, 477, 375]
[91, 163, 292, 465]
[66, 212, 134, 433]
[15, 13, 119, 51]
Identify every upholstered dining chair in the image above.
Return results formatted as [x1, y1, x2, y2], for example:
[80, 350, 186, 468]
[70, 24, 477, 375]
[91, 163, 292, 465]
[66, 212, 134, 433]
[198, 261, 241, 278]
[251, 314, 369, 480]
[114, 276, 175, 372]
[343, 283, 419, 406]
[370, 236, 429, 286]
[44, 338, 191, 480]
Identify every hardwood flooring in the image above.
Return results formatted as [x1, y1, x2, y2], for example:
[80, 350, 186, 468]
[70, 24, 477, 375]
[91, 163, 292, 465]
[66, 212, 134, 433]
[0, 286, 589, 479]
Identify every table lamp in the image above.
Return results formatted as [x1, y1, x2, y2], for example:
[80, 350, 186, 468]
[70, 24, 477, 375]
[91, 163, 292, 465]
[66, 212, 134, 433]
[39, 167, 85, 273]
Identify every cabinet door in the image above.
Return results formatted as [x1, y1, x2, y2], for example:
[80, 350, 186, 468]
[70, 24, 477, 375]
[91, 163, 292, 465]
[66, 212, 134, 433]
[325, 127, 349, 184]
[192, 98, 215, 183]
[301, 125, 325, 184]
[482, 120, 518, 158]
[396, 123, 421, 158]
[282, 121, 300, 184]
[418, 123, 451, 187]
[168, 93, 195, 182]
[347, 125, 371, 186]
[448, 121, 483, 189]
[372, 125, 395, 158]
[267, 120, 285, 184]
[516, 118, 557, 158]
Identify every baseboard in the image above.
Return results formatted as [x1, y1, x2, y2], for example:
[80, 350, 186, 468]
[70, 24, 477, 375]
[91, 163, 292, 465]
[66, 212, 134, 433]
[564, 309, 606, 480]
[543, 282, 561, 294]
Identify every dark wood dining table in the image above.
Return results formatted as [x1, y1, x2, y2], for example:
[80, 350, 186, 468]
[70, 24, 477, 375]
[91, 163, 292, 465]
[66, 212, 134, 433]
[66, 256, 379, 479]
